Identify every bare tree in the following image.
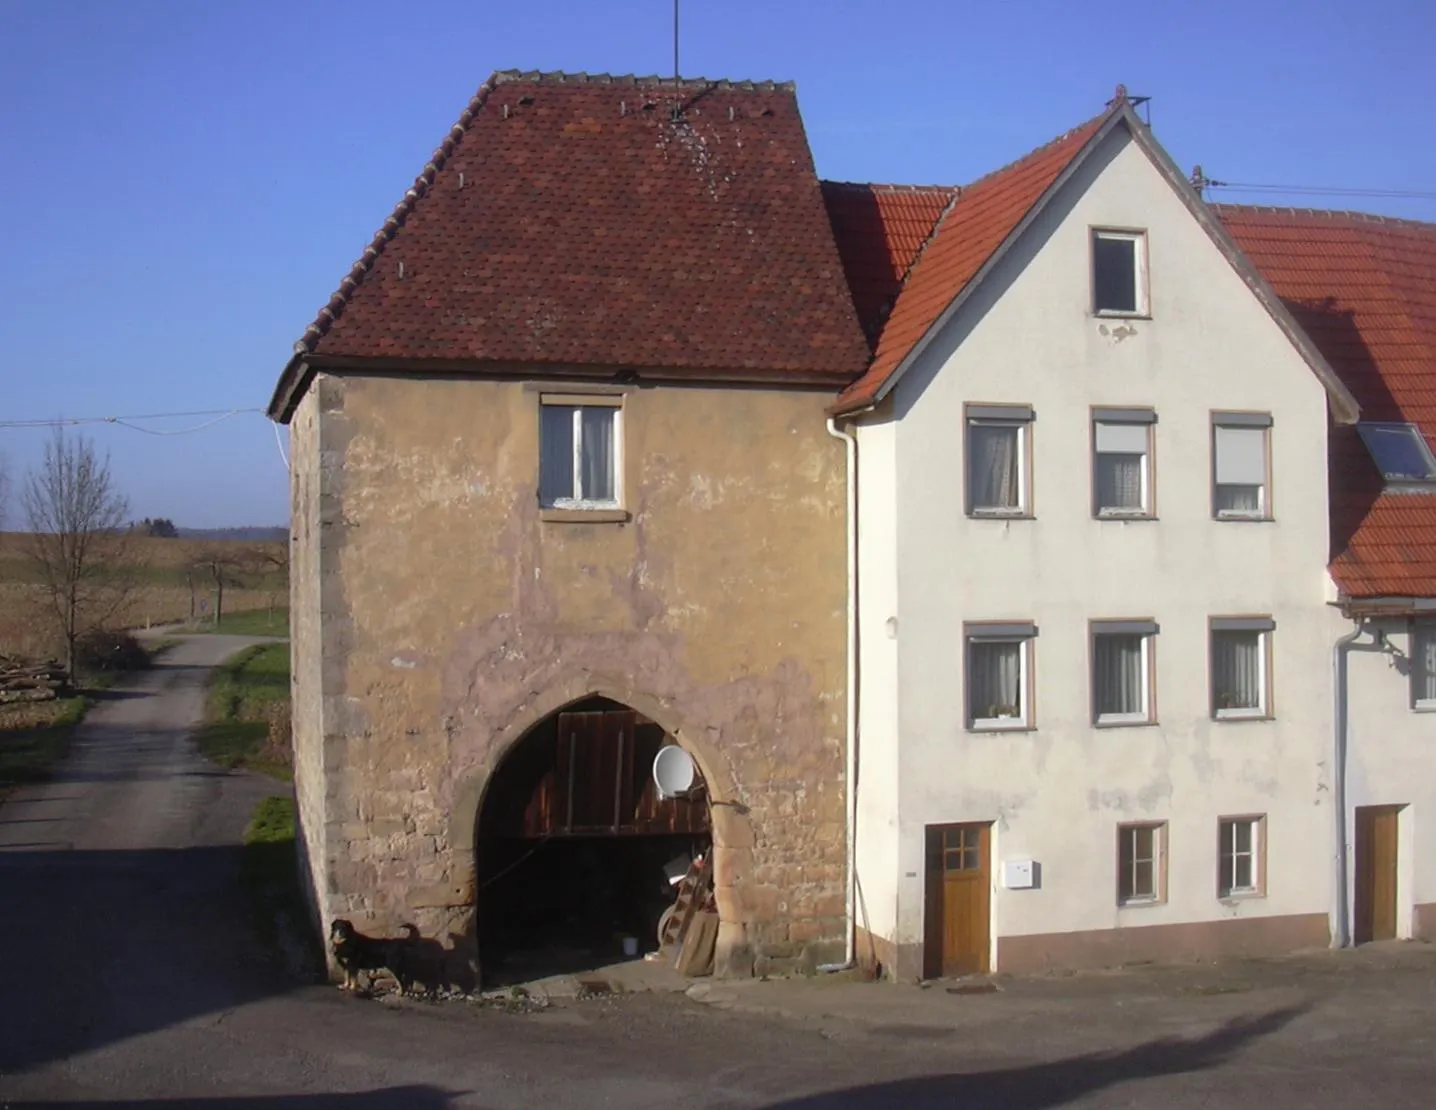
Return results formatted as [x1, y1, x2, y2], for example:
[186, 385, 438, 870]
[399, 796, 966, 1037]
[187, 548, 246, 627]
[0, 452, 10, 531]
[22, 429, 137, 676]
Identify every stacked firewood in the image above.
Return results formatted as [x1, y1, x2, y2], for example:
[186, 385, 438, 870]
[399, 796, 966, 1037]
[0, 655, 69, 704]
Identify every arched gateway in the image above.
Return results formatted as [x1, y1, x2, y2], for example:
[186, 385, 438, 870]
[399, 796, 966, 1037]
[465, 696, 740, 984]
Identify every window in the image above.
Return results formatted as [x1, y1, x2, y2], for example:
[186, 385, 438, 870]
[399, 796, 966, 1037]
[965, 623, 1037, 730]
[1413, 620, 1436, 710]
[1357, 422, 1436, 488]
[1219, 817, 1264, 898]
[1092, 620, 1157, 725]
[1092, 229, 1148, 315]
[1118, 822, 1166, 905]
[539, 397, 621, 509]
[1211, 618, 1274, 719]
[1212, 412, 1271, 519]
[1093, 408, 1156, 517]
[966, 405, 1033, 516]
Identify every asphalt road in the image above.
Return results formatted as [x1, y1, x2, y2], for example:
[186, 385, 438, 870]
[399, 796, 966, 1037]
[3, 636, 1436, 1108]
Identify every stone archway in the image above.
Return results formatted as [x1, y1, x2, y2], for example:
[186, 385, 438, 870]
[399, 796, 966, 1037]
[451, 683, 755, 981]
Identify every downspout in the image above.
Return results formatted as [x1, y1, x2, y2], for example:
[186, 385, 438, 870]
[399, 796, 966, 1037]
[823, 416, 859, 970]
[1331, 616, 1370, 949]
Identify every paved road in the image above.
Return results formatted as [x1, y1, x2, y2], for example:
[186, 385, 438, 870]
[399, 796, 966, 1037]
[3, 636, 1436, 1108]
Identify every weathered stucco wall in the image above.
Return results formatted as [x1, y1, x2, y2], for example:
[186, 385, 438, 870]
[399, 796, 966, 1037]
[294, 372, 849, 978]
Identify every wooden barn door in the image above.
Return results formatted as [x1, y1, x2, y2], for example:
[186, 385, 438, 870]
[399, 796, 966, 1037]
[1354, 805, 1401, 943]
[924, 823, 991, 978]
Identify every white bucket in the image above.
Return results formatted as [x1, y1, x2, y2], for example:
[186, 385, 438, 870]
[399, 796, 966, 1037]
[622, 935, 639, 958]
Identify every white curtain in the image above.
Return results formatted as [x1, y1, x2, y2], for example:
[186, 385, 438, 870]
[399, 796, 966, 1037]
[540, 405, 576, 505]
[579, 407, 615, 502]
[1213, 631, 1261, 712]
[1095, 634, 1143, 718]
[1417, 624, 1436, 703]
[1097, 453, 1143, 511]
[970, 641, 1021, 720]
[969, 425, 1019, 510]
[1215, 483, 1262, 514]
[1215, 425, 1265, 514]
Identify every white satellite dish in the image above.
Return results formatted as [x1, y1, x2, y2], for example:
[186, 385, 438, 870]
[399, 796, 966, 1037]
[652, 745, 697, 799]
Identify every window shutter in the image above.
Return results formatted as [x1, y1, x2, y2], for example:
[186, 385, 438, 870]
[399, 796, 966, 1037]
[1215, 426, 1265, 485]
[1095, 422, 1149, 454]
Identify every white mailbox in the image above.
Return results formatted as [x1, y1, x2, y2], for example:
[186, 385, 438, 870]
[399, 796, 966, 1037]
[1002, 859, 1036, 889]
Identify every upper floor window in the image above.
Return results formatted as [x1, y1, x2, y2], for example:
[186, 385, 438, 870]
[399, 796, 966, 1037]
[1211, 617, 1274, 719]
[1092, 229, 1148, 316]
[1357, 422, 1436, 491]
[539, 396, 622, 509]
[1093, 408, 1156, 518]
[966, 404, 1033, 517]
[965, 622, 1037, 730]
[1091, 619, 1158, 726]
[1212, 412, 1272, 520]
[1413, 620, 1436, 710]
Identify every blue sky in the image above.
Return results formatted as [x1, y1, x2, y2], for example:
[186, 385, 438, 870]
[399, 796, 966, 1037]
[2, 0, 1432, 527]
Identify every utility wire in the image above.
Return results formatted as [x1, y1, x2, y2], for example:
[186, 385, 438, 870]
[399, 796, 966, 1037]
[0, 407, 265, 432]
[1195, 172, 1436, 203]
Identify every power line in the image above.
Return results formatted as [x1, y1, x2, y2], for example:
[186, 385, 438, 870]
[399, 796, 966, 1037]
[1191, 168, 1436, 203]
[0, 407, 265, 433]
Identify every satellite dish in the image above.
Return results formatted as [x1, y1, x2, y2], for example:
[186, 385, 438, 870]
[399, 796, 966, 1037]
[652, 745, 697, 799]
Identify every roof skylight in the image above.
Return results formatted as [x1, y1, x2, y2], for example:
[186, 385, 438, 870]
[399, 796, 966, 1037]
[1356, 422, 1436, 485]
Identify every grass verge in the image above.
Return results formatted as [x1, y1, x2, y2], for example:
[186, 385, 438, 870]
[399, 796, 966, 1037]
[0, 695, 90, 802]
[195, 641, 292, 779]
[241, 794, 325, 979]
[192, 608, 289, 636]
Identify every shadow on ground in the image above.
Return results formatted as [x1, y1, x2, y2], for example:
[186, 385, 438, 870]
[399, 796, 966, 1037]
[763, 1006, 1306, 1109]
[2, 1088, 471, 1109]
[0, 846, 306, 1075]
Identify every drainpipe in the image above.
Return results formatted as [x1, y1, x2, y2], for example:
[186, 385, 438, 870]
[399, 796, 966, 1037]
[1331, 616, 1370, 949]
[824, 416, 859, 970]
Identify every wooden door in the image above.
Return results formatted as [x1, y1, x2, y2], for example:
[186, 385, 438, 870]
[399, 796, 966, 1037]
[924, 823, 991, 978]
[1355, 805, 1401, 943]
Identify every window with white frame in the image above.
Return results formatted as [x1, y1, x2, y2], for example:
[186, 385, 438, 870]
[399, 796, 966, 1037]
[1212, 413, 1271, 519]
[1413, 619, 1436, 710]
[1118, 822, 1166, 905]
[966, 404, 1033, 516]
[1211, 617, 1273, 719]
[965, 623, 1036, 730]
[1092, 620, 1156, 725]
[1092, 229, 1148, 316]
[1219, 816, 1264, 897]
[1093, 408, 1156, 517]
[539, 397, 621, 509]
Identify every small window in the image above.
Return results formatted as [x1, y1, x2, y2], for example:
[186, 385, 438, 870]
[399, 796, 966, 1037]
[965, 623, 1037, 730]
[1212, 413, 1271, 520]
[1092, 620, 1157, 726]
[966, 405, 1033, 516]
[1413, 620, 1436, 710]
[1219, 816, 1264, 898]
[1092, 230, 1147, 315]
[1118, 822, 1166, 905]
[1093, 409, 1155, 517]
[1211, 618, 1274, 719]
[1357, 422, 1436, 486]
[539, 399, 621, 509]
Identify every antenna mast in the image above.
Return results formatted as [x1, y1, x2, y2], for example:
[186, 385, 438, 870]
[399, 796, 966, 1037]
[674, 0, 680, 80]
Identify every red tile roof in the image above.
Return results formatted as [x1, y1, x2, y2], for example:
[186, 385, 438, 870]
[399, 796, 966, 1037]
[270, 71, 869, 419]
[1218, 206, 1436, 598]
[831, 110, 1112, 412]
[820, 182, 956, 346]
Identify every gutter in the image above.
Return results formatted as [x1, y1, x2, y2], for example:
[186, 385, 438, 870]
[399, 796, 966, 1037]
[824, 415, 860, 970]
[1331, 617, 1381, 948]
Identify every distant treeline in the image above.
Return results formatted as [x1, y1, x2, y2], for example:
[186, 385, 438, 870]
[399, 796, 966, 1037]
[176, 526, 288, 542]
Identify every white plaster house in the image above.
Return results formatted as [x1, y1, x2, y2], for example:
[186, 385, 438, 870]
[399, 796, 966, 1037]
[1219, 207, 1436, 953]
[822, 93, 1384, 978]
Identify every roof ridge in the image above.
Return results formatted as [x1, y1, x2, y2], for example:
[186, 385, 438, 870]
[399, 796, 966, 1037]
[492, 70, 794, 91]
[821, 179, 961, 195]
[1213, 203, 1436, 232]
[294, 73, 507, 356]
[958, 106, 1112, 193]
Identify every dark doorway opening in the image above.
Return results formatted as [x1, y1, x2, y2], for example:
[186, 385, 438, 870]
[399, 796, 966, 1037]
[476, 697, 711, 984]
